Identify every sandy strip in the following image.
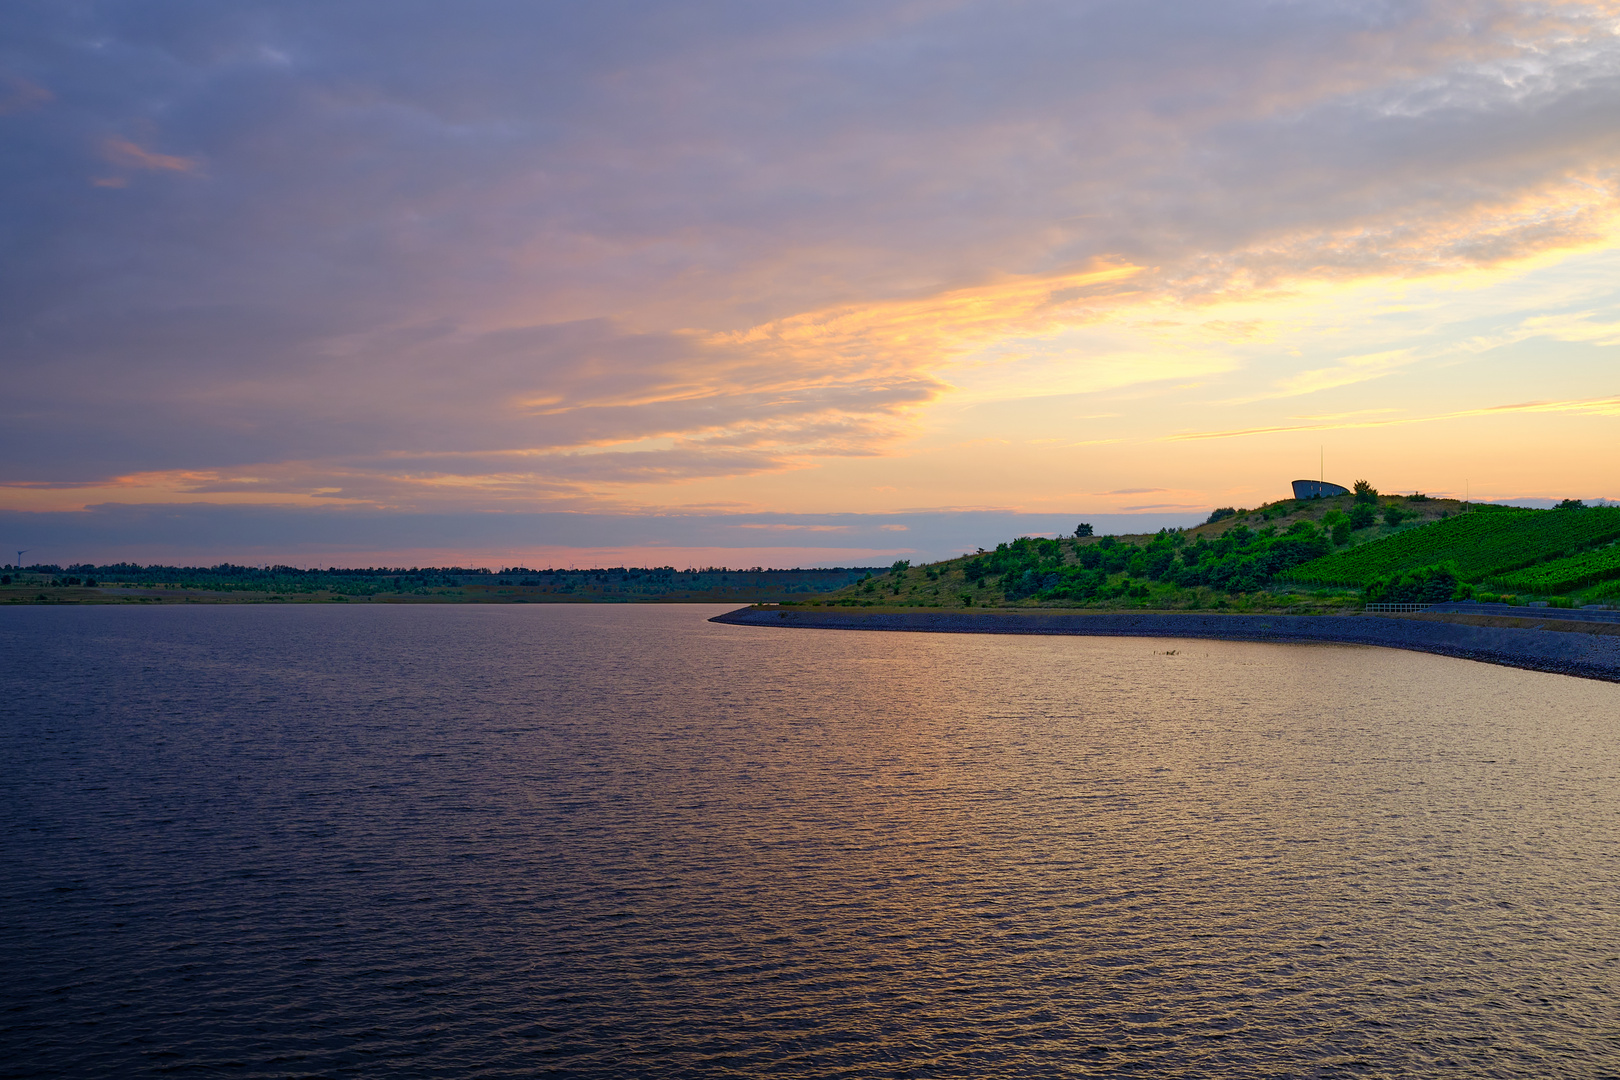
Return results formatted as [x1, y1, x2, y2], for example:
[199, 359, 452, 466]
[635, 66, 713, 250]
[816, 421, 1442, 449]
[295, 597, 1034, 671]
[710, 607, 1620, 684]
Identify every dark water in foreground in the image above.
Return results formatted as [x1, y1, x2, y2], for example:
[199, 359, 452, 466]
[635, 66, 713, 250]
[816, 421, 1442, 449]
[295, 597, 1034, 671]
[3, 605, 1619, 1078]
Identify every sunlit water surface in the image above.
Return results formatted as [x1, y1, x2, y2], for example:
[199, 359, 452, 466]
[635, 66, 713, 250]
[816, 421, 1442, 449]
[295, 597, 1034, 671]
[3, 605, 1618, 1078]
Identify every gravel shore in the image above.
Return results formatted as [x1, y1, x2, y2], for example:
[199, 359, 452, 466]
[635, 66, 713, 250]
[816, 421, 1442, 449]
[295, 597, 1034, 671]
[710, 607, 1620, 683]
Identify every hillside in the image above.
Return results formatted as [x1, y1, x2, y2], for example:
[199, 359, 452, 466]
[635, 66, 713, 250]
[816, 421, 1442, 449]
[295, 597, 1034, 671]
[803, 494, 1620, 611]
[1290, 506, 1620, 586]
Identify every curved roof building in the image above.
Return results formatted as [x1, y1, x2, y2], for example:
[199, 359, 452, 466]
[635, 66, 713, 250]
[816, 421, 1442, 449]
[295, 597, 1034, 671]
[1293, 479, 1350, 499]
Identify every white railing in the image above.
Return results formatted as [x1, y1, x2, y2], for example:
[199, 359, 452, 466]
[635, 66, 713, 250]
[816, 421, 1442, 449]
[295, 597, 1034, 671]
[1363, 602, 1433, 613]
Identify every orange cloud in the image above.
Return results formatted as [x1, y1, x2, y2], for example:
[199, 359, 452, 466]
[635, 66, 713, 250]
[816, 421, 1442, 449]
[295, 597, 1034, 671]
[714, 262, 1144, 373]
[102, 137, 200, 174]
[0, 75, 52, 115]
[1168, 393, 1620, 441]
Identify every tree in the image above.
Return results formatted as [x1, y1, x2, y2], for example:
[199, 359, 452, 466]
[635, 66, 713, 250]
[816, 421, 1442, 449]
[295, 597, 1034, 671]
[1556, 498, 1586, 509]
[1076, 523, 1094, 537]
[1353, 479, 1378, 504]
[1349, 503, 1377, 529]
[890, 559, 911, 574]
[1206, 507, 1237, 524]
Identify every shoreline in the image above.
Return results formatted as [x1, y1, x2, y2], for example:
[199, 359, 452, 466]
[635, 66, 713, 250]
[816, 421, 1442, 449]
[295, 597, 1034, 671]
[710, 606, 1620, 684]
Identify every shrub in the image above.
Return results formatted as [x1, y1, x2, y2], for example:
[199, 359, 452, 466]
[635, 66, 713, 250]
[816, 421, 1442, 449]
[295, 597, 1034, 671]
[890, 559, 910, 575]
[1332, 521, 1351, 546]
[1349, 504, 1377, 530]
[1587, 579, 1620, 601]
[1206, 507, 1237, 524]
[1382, 505, 1406, 526]
[1557, 498, 1586, 509]
[1353, 479, 1378, 504]
[1363, 563, 1461, 604]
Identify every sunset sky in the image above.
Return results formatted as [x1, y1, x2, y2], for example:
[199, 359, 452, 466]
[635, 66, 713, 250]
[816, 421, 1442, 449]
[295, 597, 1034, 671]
[3, 0, 1618, 567]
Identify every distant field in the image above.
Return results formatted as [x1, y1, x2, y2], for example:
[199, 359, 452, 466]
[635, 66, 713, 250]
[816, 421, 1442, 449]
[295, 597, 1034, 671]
[1489, 544, 1620, 595]
[1290, 506, 1620, 586]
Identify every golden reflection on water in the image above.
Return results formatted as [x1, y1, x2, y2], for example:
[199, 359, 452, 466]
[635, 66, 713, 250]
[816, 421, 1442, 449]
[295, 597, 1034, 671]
[2, 605, 1617, 1077]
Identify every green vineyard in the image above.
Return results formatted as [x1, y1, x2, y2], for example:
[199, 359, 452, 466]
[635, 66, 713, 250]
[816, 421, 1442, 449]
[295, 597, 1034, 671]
[1488, 543, 1620, 595]
[1290, 506, 1620, 586]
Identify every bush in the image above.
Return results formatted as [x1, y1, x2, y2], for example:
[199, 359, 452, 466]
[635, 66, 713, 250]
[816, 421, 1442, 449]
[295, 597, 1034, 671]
[1382, 505, 1406, 526]
[1364, 563, 1461, 604]
[1206, 507, 1237, 524]
[1353, 479, 1378, 504]
[1332, 521, 1351, 546]
[1587, 579, 1620, 601]
[1557, 498, 1586, 509]
[1349, 504, 1377, 530]
[890, 559, 910, 575]
[1075, 523, 1094, 537]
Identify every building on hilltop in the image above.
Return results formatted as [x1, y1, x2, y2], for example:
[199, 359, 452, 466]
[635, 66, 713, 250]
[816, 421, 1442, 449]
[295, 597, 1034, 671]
[1292, 479, 1350, 499]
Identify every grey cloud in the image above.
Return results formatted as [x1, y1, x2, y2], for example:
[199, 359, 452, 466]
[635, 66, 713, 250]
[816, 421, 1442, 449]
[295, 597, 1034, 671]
[3, 0, 1618, 493]
[0, 503, 1205, 566]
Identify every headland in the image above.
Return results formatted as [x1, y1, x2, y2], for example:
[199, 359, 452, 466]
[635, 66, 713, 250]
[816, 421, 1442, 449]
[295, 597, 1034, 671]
[710, 605, 1620, 683]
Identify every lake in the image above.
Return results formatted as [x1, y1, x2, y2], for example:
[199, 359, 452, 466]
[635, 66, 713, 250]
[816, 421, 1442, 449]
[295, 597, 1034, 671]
[3, 604, 1618, 1077]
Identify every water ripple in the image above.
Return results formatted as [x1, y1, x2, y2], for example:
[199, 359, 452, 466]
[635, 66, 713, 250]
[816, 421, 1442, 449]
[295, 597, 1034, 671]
[2, 604, 1619, 1077]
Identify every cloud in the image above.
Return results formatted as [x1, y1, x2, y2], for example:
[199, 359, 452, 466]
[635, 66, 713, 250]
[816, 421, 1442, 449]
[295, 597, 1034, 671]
[2, 0, 1619, 529]
[1167, 393, 1620, 440]
[1267, 348, 1420, 398]
[101, 136, 200, 174]
[0, 74, 51, 114]
[0, 504, 1207, 567]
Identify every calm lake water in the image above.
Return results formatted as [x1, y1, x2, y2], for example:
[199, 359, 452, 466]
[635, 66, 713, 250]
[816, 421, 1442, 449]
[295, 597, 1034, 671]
[3, 604, 1619, 1078]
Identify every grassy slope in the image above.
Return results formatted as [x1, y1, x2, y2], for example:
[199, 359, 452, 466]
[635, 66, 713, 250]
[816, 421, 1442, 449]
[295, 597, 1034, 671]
[1489, 542, 1620, 594]
[1293, 506, 1620, 585]
[804, 498, 1620, 611]
[805, 494, 1470, 612]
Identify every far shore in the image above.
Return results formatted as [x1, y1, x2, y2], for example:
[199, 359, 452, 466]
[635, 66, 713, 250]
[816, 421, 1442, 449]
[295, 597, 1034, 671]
[710, 606, 1620, 684]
